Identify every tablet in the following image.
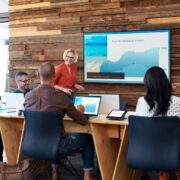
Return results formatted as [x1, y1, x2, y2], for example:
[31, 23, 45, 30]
[107, 110, 126, 120]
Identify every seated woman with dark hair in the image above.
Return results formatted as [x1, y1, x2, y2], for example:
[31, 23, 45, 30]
[136, 66, 180, 117]
[135, 66, 180, 180]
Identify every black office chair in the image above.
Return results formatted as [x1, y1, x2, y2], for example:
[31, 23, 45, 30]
[22, 111, 81, 179]
[22, 111, 61, 162]
[21, 111, 61, 179]
[120, 101, 128, 111]
[127, 115, 180, 172]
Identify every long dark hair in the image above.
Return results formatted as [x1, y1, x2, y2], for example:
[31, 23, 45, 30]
[144, 66, 171, 116]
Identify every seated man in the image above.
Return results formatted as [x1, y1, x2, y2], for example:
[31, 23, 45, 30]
[15, 71, 31, 96]
[24, 62, 94, 180]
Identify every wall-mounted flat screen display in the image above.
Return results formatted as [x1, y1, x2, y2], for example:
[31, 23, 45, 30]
[83, 29, 170, 84]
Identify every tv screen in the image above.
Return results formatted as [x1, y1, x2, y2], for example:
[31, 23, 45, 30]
[83, 29, 170, 84]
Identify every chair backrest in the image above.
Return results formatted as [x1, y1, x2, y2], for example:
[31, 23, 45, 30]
[127, 115, 180, 171]
[22, 111, 61, 162]
[120, 101, 128, 111]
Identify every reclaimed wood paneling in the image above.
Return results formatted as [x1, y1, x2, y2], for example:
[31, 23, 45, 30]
[10, 2, 51, 12]
[9, 0, 180, 109]
[147, 16, 180, 24]
[10, 9, 60, 21]
[60, 2, 120, 13]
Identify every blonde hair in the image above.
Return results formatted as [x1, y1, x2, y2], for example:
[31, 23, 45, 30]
[63, 48, 78, 63]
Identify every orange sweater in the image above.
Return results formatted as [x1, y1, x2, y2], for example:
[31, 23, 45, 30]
[54, 63, 77, 89]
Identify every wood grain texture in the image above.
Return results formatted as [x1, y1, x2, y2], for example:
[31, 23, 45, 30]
[10, 9, 60, 21]
[8, 0, 180, 108]
[147, 16, 180, 24]
[50, 0, 89, 8]
[60, 2, 120, 13]
[10, 2, 51, 12]
[10, 26, 61, 37]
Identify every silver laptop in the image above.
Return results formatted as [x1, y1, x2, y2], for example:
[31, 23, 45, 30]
[4, 92, 25, 110]
[89, 94, 120, 114]
[74, 95, 101, 117]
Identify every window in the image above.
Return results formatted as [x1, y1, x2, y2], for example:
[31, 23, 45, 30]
[0, 22, 8, 95]
[0, 0, 9, 95]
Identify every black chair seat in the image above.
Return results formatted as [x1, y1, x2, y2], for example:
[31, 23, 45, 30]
[127, 115, 180, 171]
[22, 111, 83, 179]
[22, 111, 61, 162]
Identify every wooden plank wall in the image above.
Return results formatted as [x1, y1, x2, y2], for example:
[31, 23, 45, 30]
[9, 0, 180, 109]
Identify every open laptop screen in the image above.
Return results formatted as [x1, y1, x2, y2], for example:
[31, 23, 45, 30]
[4, 92, 25, 109]
[89, 94, 120, 114]
[74, 96, 101, 116]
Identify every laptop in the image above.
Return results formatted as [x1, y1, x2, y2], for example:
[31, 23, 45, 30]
[74, 95, 101, 117]
[89, 94, 120, 114]
[3, 92, 25, 110]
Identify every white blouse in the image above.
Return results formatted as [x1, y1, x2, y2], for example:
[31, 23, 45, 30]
[136, 96, 180, 118]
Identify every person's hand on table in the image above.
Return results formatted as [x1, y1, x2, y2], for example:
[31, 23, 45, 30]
[76, 104, 85, 113]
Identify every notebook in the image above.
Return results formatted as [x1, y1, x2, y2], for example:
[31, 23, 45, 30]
[74, 95, 101, 117]
[89, 94, 120, 114]
[3, 92, 25, 110]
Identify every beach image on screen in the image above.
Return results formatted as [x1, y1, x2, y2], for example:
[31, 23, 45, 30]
[74, 96, 100, 115]
[84, 30, 170, 84]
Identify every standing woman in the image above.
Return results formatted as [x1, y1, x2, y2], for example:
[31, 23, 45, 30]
[54, 49, 84, 98]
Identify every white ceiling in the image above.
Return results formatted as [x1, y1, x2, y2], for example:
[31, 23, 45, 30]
[0, 0, 9, 13]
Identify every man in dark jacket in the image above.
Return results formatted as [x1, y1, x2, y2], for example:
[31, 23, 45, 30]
[24, 62, 94, 180]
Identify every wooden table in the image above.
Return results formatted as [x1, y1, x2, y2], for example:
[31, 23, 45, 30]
[0, 112, 140, 180]
[90, 115, 133, 180]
